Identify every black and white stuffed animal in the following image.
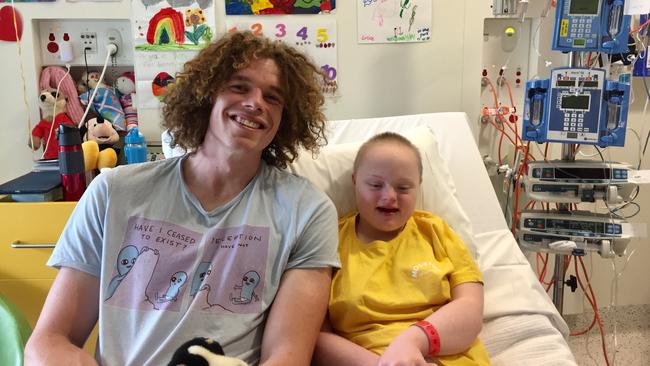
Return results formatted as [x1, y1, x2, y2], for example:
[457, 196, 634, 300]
[167, 337, 249, 366]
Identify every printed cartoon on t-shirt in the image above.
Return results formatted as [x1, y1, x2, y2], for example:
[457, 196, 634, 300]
[190, 225, 269, 314]
[104, 216, 269, 314]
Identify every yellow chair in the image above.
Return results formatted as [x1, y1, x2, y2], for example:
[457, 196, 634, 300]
[0, 293, 32, 366]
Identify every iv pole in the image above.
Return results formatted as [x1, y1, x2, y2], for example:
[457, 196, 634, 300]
[552, 51, 582, 313]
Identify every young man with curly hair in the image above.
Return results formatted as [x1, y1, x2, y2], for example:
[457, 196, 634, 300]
[25, 31, 339, 366]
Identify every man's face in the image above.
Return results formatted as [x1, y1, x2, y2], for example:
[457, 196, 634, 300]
[204, 58, 285, 157]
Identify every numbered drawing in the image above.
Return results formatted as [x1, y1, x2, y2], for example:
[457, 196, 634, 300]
[357, 0, 431, 43]
[226, 19, 339, 95]
[225, 0, 336, 15]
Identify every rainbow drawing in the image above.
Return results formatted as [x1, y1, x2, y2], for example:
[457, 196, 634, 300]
[147, 7, 185, 45]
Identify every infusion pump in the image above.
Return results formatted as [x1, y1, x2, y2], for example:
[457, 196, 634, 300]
[518, 210, 631, 257]
[523, 160, 636, 203]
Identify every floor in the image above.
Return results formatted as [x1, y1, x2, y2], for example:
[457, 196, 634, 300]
[565, 304, 650, 365]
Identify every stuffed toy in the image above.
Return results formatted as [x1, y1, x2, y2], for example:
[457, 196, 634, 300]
[76, 71, 100, 95]
[78, 71, 127, 131]
[167, 337, 249, 366]
[29, 88, 75, 159]
[115, 71, 139, 131]
[80, 114, 119, 171]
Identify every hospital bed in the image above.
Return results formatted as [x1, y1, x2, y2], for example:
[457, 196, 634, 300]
[163, 112, 577, 364]
[287, 112, 577, 365]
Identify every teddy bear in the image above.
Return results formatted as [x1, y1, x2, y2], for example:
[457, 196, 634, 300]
[78, 71, 127, 131]
[115, 71, 139, 131]
[80, 113, 120, 172]
[167, 337, 249, 366]
[29, 88, 75, 159]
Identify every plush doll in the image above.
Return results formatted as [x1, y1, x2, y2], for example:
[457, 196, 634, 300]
[76, 71, 100, 95]
[167, 337, 249, 366]
[29, 88, 75, 159]
[115, 71, 139, 131]
[80, 114, 119, 171]
[78, 71, 127, 131]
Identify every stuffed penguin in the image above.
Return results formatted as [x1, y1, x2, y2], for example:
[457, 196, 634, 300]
[167, 337, 249, 366]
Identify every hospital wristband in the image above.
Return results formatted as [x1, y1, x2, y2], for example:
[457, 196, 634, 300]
[412, 320, 441, 357]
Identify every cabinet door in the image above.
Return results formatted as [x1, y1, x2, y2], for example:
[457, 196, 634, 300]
[0, 202, 96, 353]
[0, 202, 75, 281]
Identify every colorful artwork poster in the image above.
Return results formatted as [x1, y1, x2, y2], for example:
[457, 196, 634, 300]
[131, 0, 216, 109]
[226, 0, 335, 15]
[226, 18, 338, 95]
[134, 51, 195, 109]
[357, 0, 431, 43]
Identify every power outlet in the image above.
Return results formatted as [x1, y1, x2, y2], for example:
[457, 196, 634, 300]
[80, 32, 97, 54]
[106, 28, 123, 57]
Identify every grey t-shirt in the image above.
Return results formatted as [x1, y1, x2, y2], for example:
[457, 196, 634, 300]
[48, 156, 340, 366]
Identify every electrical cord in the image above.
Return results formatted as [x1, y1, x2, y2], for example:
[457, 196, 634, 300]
[10, 0, 38, 161]
[39, 64, 71, 160]
[78, 43, 118, 128]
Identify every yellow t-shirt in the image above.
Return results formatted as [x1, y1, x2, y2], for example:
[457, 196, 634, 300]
[329, 210, 491, 366]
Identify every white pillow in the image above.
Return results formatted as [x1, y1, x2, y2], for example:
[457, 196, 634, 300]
[288, 125, 478, 258]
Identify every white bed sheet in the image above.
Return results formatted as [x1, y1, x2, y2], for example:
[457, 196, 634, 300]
[324, 112, 576, 365]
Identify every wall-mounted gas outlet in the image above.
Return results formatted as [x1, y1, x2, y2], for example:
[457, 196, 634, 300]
[80, 32, 97, 54]
[37, 19, 133, 67]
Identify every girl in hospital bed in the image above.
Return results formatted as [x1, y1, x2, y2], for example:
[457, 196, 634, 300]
[313, 132, 491, 366]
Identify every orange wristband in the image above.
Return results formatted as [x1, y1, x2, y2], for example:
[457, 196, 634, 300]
[412, 320, 441, 357]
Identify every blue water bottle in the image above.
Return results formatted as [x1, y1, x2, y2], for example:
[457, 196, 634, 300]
[124, 128, 148, 164]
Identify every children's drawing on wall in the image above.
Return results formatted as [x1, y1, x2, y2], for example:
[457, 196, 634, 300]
[357, 0, 431, 43]
[131, 0, 215, 108]
[134, 52, 193, 109]
[225, 0, 335, 15]
[226, 18, 339, 95]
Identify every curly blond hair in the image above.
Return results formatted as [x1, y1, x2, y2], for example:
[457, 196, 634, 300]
[161, 31, 327, 168]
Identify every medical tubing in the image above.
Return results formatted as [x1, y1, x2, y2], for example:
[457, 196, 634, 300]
[609, 247, 638, 364]
[570, 259, 598, 337]
[78, 44, 117, 128]
[577, 257, 610, 366]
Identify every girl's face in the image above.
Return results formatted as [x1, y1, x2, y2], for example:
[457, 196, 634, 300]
[353, 141, 421, 242]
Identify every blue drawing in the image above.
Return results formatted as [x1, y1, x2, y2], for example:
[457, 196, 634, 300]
[190, 261, 212, 297]
[230, 270, 261, 305]
[156, 271, 188, 303]
[105, 245, 139, 301]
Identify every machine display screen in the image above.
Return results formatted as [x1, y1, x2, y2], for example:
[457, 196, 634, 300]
[561, 94, 590, 110]
[580, 80, 598, 87]
[546, 219, 604, 234]
[554, 167, 611, 179]
[557, 80, 575, 87]
[569, 0, 600, 15]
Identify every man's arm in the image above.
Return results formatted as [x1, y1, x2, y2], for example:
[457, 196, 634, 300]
[25, 267, 100, 366]
[259, 267, 332, 366]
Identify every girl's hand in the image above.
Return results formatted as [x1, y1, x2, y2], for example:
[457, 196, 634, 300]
[376, 327, 437, 366]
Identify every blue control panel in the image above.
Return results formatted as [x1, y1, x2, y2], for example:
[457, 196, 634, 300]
[552, 0, 630, 53]
[522, 68, 630, 147]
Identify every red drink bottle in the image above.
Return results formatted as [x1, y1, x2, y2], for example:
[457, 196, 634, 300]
[57, 124, 86, 201]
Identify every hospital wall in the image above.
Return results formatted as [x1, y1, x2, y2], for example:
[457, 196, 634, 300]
[1, 0, 648, 311]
